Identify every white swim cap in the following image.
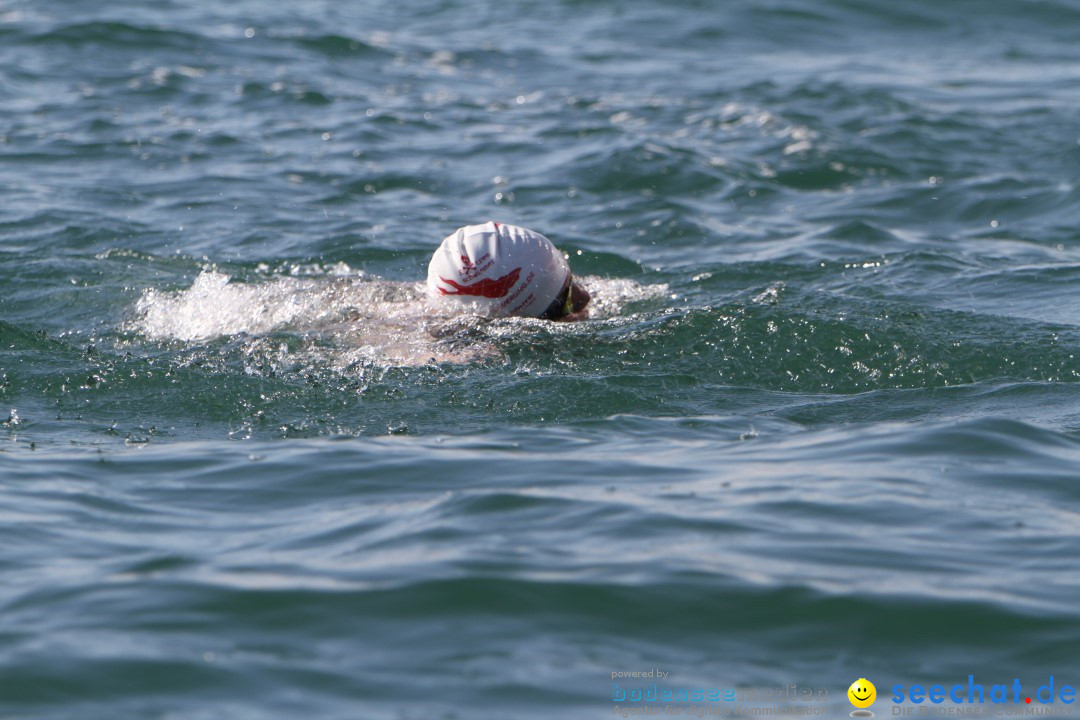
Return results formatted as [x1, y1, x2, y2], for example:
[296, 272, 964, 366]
[426, 221, 571, 318]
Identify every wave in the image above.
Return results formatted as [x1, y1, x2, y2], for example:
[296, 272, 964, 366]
[23, 21, 205, 51]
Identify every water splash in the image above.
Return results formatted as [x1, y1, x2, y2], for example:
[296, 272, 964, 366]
[130, 271, 671, 367]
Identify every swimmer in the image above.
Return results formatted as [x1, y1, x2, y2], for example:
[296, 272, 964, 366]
[427, 221, 591, 322]
[135, 221, 592, 367]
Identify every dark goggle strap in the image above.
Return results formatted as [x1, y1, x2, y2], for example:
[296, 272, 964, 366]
[538, 274, 574, 320]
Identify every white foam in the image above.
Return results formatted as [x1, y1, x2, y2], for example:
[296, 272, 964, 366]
[579, 276, 670, 319]
[132, 270, 418, 342]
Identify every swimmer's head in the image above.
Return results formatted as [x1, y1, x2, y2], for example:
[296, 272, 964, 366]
[427, 221, 589, 320]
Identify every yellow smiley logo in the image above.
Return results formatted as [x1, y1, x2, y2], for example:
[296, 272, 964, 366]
[848, 678, 877, 709]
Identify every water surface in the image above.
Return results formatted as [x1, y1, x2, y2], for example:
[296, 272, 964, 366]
[2, 0, 1080, 717]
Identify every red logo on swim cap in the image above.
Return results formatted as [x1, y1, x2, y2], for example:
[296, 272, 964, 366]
[460, 254, 479, 280]
[437, 268, 521, 298]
